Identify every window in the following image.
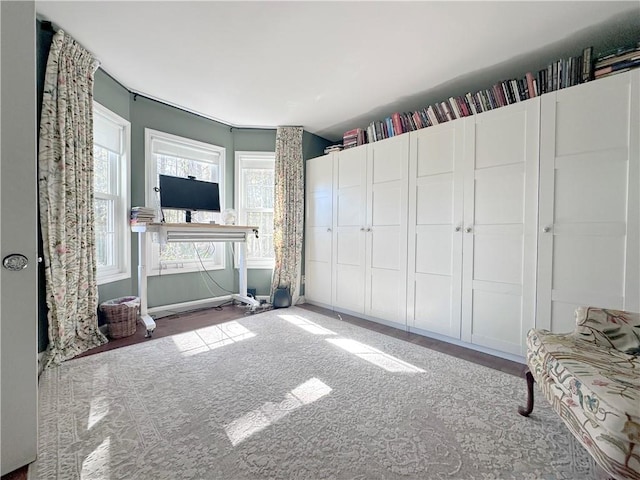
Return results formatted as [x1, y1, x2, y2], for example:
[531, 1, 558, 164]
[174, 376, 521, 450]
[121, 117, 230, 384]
[145, 129, 225, 274]
[93, 103, 131, 284]
[235, 151, 275, 269]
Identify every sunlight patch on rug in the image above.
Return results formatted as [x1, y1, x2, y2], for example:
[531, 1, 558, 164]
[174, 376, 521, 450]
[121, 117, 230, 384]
[87, 395, 109, 430]
[327, 337, 425, 373]
[171, 321, 255, 357]
[278, 314, 337, 335]
[225, 378, 332, 446]
[80, 436, 111, 479]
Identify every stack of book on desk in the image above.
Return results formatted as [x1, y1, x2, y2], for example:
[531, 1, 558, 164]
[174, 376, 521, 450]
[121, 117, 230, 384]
[130, 207, 156, 225]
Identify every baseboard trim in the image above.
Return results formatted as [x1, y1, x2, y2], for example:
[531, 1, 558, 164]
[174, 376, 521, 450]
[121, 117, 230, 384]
[331, 305, 408, 332]
[148, 295, 233, 318]
[407, 325, 525, 364]
[304, 301, 525, 365]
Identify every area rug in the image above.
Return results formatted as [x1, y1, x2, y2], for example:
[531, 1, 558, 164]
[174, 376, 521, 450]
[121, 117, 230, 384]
[30, 306, 597, 479]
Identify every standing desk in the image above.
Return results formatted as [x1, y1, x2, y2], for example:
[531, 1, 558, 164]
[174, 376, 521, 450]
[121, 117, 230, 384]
[131, 222, 260, 336]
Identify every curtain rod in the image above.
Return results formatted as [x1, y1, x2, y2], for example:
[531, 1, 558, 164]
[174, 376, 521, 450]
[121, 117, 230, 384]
[41, 20, 54, 32]
[130, 90, 277, 132]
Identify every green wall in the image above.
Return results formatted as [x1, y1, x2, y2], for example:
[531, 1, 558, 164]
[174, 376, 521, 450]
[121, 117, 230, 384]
[130, 95, 236, 307]
[94, 70, 129, 121]
[94, 76, 331, 307]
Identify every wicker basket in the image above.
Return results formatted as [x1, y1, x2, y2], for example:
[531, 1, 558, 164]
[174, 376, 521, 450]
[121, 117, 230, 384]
[100, 296, 139, 339]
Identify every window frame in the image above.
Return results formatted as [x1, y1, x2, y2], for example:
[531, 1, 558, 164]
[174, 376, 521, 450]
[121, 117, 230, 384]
[93, 102, 131, 285]
[145, 128, 226, 276]
[234, 151, 276, 269]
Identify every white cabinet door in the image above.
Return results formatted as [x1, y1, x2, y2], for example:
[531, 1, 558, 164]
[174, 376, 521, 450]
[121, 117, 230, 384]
[1, 2, 38, 474]
[407, 121, 464, 337]
[461, 100, 540, 356]
[305, 154, 334, 306]
[333, 146, 367, 313]
[537, 70, 640, 333]
[365, 135, 409, 324]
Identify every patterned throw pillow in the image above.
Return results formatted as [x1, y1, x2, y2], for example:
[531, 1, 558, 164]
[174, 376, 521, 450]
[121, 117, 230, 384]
[574, 307, 640, 355]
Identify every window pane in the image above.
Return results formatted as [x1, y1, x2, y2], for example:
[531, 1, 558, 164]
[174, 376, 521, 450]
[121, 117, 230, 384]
[156, 155, 218, 183]
[93, 145, 111, 194]
[243, 168, 274, 209]
[108, 151, 119, 195]
[246, 211, 274, 260]
[158, 242, 219, 269]
[154, 151, 222, 268]
[95, 197, 115, 268]
[93, 104, 130, 282]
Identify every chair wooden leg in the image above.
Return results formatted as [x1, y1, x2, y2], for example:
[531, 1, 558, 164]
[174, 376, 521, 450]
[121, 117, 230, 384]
[518, 368, 535, 417]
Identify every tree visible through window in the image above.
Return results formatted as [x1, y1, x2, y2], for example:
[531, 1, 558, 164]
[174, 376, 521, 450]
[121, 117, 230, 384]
[235, 152, 275, 268]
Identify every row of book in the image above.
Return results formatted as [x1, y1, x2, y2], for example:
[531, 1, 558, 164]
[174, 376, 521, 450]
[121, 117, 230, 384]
[594, 43, 640, 79]
[342, 42, 639, 144]
[130, 206, 155, 225]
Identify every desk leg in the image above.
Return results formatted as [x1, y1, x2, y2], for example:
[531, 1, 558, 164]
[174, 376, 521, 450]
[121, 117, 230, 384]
[231, 240, 259, 311]
[238, 241, 247, 297]
[137, 231, 156, 337]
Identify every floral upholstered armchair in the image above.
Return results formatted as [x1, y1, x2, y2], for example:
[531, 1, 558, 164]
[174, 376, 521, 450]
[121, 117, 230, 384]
[519, 307, 640, 480]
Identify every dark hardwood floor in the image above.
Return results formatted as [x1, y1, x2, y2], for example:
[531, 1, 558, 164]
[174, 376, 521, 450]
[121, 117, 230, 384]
[3, 302, 524, 480]
[297, 304, 523, 377]
[1, 467, 27, 480]
[76, 303, 251, 358]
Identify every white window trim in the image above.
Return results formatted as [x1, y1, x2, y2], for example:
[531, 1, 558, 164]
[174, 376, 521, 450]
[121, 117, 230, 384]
[94, 102, 131, 285]
[234, 151, 275, 269]
[145, 128, 226, 276]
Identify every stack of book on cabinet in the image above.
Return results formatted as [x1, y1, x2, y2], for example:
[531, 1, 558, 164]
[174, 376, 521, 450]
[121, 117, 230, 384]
[324, 144, 343, 155]
[594, 42, 640, 79]
[342, 128, 366, 149]
[130, 206, 156, 225]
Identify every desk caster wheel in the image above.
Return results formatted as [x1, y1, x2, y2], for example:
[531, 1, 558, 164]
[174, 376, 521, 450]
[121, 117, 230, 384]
[145, 329, 154, 338]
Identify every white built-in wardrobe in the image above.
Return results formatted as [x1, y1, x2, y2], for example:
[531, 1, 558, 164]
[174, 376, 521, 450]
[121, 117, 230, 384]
[305, 70, 639, 359]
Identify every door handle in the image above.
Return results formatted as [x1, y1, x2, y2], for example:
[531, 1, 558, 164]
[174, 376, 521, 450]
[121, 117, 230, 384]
[3, 254, 29, 271]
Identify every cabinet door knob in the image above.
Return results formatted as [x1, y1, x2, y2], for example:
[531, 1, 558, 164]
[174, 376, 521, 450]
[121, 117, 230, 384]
[367, 227, 372, 232]
[543, 226, 552, 233]
[455, 226, 462, 232]
[465, 227, 472, 233]
[360, 227, 365, 231]
[327, 228, 332, 233]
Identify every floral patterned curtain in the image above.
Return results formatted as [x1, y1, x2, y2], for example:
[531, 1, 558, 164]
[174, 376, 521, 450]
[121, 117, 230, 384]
[39, 30, 107, 368]
[270, 127, 304, 304]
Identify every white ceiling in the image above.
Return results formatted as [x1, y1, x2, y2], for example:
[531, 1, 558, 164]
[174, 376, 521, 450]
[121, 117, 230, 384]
[36, 1, 640, 142]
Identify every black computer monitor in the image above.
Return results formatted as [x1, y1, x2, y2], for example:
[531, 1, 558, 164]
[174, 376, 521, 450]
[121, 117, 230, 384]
[158, 174, 220, 222]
